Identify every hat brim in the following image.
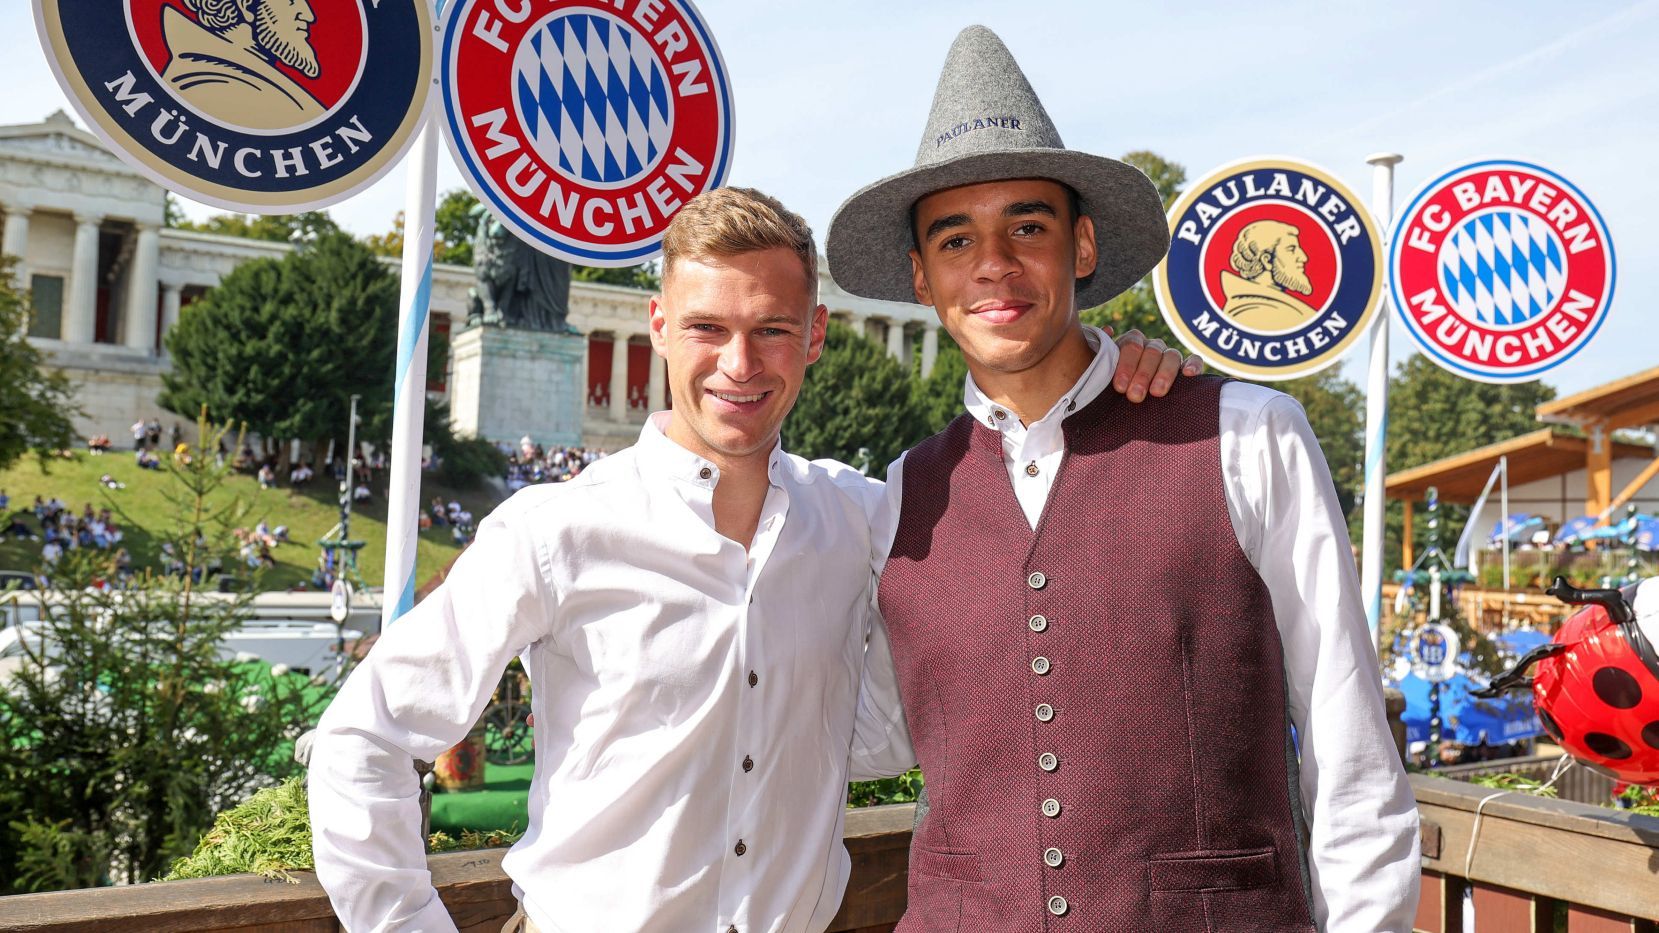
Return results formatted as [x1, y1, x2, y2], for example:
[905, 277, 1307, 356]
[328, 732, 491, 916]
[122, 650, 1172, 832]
[826, 149, 1170, 309]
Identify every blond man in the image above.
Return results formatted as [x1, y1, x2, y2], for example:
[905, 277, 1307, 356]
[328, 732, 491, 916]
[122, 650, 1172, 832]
[308, 187, 1185, 933]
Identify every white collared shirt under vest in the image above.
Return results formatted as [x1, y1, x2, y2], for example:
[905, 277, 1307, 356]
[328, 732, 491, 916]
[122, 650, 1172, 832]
[308, 413, 906, 933]
[854, 326, 1422, 932]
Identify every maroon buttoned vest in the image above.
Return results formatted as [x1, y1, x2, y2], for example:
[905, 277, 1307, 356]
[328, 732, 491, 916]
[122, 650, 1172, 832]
[877, 376, 1315, 932]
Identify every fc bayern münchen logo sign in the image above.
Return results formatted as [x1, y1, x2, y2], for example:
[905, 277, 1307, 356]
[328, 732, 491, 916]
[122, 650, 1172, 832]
[1154, 157, 1383, 380]
[34, 0, 433, 213]
[1388, 160, 1616, 383]
[440, 0, 733, 266]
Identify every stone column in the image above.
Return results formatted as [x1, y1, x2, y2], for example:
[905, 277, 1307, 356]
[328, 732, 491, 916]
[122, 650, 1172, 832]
[160, 283, 183, 350]
[647, 344, 666, 411]
[2, 205, 31, 287]
[609, 333, 629, 422]
[65, 213, 102, 345]
[124, 224, 160, 351]
[886, 318, 905, 360]
[921, 324, 940, 378]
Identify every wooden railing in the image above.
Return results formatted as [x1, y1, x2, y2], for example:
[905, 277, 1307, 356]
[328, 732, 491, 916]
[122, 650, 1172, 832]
[1412, 773, 1659, 932]
[4, 778, 1658, 932]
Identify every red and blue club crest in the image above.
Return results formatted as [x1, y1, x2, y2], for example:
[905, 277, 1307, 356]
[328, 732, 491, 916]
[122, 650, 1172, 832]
[440, 0, 733, 266]
[1388, 160, 1616, 384]
[34, 0, 432, 213]
[1154, 157, 1383, 380]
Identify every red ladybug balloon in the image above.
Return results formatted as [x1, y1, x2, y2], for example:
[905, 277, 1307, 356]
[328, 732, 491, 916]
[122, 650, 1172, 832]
[1479, 577, 1659, 786]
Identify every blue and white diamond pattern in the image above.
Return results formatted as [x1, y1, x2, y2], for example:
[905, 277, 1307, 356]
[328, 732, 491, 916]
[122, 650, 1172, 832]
[511, 12, 673, 187]
[1437, 211, 1566, 328]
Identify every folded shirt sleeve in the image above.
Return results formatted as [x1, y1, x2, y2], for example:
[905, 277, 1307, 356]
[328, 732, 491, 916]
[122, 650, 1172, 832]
[308, 501, 556, 931]
[1239, 393, 1421, 932]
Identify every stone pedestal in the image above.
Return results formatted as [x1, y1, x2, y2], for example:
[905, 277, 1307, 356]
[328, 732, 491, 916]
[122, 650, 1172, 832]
[449, 325, 585, 447]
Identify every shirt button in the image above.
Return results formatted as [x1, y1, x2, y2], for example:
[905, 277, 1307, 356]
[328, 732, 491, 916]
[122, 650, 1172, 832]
[1031, 656, 1051, 676]
[1038, 752, 1058, 772]
[1066, 401, 1076, 412]
[994, 409, 1007, 421]
[728, 927, 738, 933]
[1048, 895, 1069, 916]
[1028, 614, 1048, 633]
[1042, 798, 1062, 818]
[742, 755, 754, 773]
[698, 466, 712, 480]
[1044, 847, 1064, 868]
[1035, 703, 1055, 722]
[747, 670, 758, 687]
[735, 839, 747, 856]
[1024, 461, 1039, 477]
[1027, 571, 1047, 590]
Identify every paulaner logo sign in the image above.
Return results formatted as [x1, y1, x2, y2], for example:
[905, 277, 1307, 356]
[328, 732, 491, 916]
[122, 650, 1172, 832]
[34, 0, 433, 213]
[1388, 159, 1616, 384]
[1154, 157, 1383, 381]
[440, 0, 733, 266]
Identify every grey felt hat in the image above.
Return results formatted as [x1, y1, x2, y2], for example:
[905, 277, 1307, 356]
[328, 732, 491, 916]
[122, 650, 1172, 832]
[826, 26, 1169, 308]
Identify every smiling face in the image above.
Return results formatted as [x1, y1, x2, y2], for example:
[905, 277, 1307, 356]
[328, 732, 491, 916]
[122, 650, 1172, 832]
[908, 178, 1098, 378]
[650, 248, 828, 466]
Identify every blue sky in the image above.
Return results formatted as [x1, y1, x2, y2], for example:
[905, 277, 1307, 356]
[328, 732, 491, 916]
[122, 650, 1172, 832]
[4, 0, 1654, 396]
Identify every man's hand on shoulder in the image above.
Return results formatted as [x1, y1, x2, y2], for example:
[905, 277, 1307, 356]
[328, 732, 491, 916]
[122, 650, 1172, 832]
[1107, 327, 1203, 402]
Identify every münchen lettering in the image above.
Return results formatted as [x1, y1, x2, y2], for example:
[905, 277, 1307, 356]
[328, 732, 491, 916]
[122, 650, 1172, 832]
[103, 71, 373, 179]
[1187, 310, 1350, 362]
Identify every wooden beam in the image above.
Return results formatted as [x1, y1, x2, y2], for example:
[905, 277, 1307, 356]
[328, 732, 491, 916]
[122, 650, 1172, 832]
[1403, 500, 1415, 569]
[1608, 452, 1659, 517]
[1608, 396, 1659, 432]
[1587, 425, 1614, 525]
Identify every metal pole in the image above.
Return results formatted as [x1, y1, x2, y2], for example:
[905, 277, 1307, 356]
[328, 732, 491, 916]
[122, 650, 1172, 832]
[342, 393, 360, 545]
[1362, 152, 1404, 646]
[381, 98, 438, 631]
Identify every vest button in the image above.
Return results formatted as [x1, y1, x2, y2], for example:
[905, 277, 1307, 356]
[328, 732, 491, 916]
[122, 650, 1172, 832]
[1035, 703, 1054, 722]
[1038, 752, 1058, 772]
[1028, 614, 1048, 633]
[1048, 895, 1069, 916]
[1027, 571, 1047, 589]
[1031, 656, 1051, 676]
[1044, 847, 1064, 868]
[1042, 798, 1061, 818]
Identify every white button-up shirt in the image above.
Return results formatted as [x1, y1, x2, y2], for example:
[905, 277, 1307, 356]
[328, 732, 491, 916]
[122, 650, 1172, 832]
[866, 326, 1421, 932]
[310, 414, 900, 933]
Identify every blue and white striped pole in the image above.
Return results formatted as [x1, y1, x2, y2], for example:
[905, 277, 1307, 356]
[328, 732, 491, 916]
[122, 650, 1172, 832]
[381, 96, 439, 630]
[1361, 152, 1402, 646]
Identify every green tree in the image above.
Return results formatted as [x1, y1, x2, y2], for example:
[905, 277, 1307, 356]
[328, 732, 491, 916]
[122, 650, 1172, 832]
[159, 233, 398, 463]
[786, 323, 926, 477]
[1276, 369, 1366, 516]
[363, 189, 483, 266]
[574, 261, 661, 291]
[0, 259, 79, 470]
[1381, 355, 1557, 572]
[0, 419, 334, 893]
[173, 211, 343, 244]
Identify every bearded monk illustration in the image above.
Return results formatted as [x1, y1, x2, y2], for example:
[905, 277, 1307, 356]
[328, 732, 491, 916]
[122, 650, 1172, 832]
[160, 0, 327, 130]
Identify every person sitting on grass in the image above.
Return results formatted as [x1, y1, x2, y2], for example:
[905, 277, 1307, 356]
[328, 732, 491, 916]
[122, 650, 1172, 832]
[4, 511, 34, 540]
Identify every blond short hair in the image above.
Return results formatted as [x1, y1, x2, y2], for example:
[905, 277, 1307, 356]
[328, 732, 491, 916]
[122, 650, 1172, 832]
[662, 187, 818, 299]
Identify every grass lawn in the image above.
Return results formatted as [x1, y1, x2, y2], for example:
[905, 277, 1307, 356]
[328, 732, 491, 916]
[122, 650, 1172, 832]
[0, 450, 505, 593]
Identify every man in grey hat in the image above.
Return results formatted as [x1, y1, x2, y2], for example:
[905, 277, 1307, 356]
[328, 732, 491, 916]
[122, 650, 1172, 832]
[830, 25, 1420, 933]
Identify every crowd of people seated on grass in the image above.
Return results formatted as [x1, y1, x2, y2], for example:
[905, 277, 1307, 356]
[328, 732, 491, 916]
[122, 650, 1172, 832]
[0, 490, 132, 581]
[423, 496, 477, 546]
[502, 436, 606, 490]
